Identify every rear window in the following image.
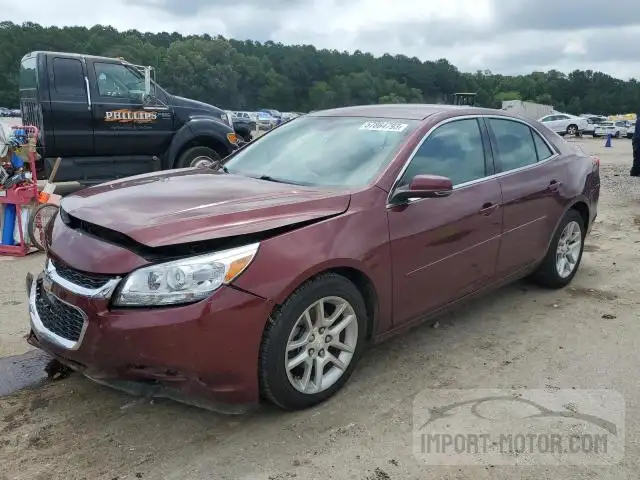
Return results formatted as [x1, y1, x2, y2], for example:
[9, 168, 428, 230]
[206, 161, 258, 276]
[19, 56, 37, 90]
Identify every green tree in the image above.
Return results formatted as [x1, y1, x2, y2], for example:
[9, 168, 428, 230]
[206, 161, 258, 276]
[0, 21, 638, 116]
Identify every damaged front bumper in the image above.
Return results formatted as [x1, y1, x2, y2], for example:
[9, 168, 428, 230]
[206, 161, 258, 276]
[25, 267, 273, 414]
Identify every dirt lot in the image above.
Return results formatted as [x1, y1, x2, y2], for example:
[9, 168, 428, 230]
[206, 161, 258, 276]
[1, 137, 639, 480]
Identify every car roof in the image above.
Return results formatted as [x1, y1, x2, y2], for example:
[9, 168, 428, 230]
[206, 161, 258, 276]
[307, 104, 505, 120]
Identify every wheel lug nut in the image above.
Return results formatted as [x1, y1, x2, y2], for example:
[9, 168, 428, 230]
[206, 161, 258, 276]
[318, 349, 325, 357]
[308, 335, 315, 342]
[319, 327, 325, 334]
[325, 336, 331, 343]
[309, 348, 315, 355]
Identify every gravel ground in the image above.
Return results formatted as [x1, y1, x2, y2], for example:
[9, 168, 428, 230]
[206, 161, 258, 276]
[0, 136, 639, 480]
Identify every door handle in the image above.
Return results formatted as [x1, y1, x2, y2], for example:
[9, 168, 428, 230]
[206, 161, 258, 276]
[547, 180, 561, 191]
[479, 202, 499, 215]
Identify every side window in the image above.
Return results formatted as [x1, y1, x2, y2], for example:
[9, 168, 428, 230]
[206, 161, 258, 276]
[531, 129, 554, 161]
[540, 116, 551, 122]
[52, 58, 86, 97]
[488, 118, 538, 172]
[399, 118, 486, 187]
[94, 62, 146, 98]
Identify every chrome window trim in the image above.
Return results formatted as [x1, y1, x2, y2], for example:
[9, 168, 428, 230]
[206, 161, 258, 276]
[46, 259, 122, 299]
[28, 275, 89, 351]
[386, 114, 560, 208]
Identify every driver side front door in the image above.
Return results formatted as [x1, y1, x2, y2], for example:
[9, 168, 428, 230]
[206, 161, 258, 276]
[387, 117, 503, 327]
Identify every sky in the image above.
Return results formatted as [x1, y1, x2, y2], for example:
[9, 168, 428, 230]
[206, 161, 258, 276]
[2, 0, 640, 79]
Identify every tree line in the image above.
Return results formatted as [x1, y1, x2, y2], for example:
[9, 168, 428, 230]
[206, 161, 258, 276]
[0, 21, 638, 115]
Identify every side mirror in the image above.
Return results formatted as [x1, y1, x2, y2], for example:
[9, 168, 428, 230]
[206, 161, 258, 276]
[390, 174, 453, 204]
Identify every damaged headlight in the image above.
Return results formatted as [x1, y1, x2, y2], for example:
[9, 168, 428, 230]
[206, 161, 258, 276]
[113, 243, 259, 307]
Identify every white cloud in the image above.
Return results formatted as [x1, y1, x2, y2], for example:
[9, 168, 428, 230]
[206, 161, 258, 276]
[2, 0, 640, 79]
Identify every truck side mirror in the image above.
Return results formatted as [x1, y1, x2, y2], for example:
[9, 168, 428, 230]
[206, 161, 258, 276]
[143, 66, 152, 97]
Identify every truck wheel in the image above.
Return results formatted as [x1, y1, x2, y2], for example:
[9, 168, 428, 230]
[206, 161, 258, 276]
[176, 146, 221, 169]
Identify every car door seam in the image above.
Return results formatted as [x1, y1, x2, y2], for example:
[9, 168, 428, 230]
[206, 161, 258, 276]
[405, 233, 503, 277]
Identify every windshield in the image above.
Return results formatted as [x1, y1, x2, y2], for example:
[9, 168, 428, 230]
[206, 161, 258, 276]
[223, 116, 419, 187]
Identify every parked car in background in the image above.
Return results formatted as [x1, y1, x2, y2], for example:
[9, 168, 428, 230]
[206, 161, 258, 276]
[28, 104, 599, 412]
[10, 108, 21, 117]
[232, 111, 258, 122]
[0, 107, 11, 117]
[259, 108, 282, 120]
[626, 121, 635, 138]
[538, 113, 589, 136]
[256, 111, 278, 129]
[580, 115, 607, 135]
[594, 120, 627, 138]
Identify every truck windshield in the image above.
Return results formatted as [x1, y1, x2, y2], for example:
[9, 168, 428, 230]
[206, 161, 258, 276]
[223, 116, 419, 187]
[19, 57, 37, 90]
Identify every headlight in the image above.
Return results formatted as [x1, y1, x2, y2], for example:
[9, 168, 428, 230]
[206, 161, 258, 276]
[113, 243, 259, 307]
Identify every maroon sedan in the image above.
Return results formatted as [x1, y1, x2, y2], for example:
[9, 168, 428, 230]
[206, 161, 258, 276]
[26, 105, 600, 411]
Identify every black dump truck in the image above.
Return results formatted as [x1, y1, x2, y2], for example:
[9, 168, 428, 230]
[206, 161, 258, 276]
[18, 51, 255, 183]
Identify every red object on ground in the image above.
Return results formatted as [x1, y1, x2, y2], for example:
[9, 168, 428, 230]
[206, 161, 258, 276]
[0, 125, 40, 257]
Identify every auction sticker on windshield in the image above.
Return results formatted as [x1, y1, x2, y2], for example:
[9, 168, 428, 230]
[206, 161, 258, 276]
[360, 121, 408, 132]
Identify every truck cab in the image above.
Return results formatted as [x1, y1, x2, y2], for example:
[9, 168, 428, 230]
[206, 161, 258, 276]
[19, 51, 244, 183]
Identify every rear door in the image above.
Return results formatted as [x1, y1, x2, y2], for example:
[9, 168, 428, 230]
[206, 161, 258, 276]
[387, 117, 503, 326]
[45, 55, 94, 157]
[486, 117, 566, 276]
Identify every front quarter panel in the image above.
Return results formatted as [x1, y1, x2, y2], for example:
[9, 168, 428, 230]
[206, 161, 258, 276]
[233, 187, 394, 337]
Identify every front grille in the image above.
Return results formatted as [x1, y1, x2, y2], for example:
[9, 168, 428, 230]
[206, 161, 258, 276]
[35, 281, 86, 342]
[51, 257, 113, 290]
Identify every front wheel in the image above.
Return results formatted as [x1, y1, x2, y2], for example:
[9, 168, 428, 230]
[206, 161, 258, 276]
[259, 273, 368, 410]
[530, 210, 585, 289]
[176, 146, 221, 169]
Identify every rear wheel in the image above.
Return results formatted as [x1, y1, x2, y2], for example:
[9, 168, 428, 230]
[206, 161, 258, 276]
[259, 273, 368, 410]
[176, 146, 221, 169]
[530, 210, 585, 289]
[566, 124, 578, 136]
[615, 131, 621, 138]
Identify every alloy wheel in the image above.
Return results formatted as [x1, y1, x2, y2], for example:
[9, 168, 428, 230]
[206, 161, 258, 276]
[285, 296, 358, 394]
[556, 220, 582, 278]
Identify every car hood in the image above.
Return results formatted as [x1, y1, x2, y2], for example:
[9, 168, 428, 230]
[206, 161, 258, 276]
[61, 169, 351, 248]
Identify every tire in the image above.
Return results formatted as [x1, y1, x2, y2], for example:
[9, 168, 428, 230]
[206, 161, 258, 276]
[566, 124, 578, 136]
[259, 273, 368, 410]
[615, 131, 621, 138]
[28, 203, 59, 252]
[592, 133, 598, 138]
[530, 209, 585, 289]
[176, 146, 221, 169]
